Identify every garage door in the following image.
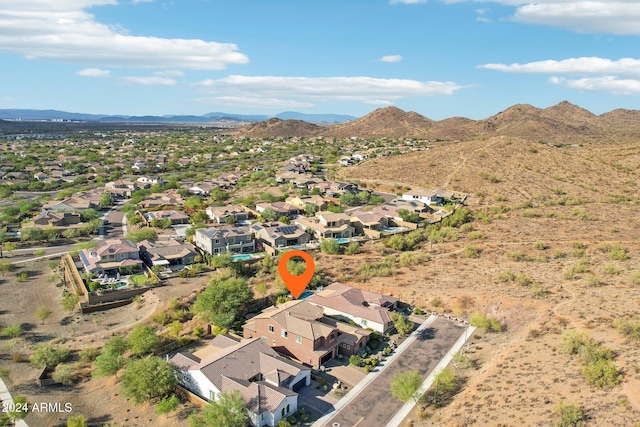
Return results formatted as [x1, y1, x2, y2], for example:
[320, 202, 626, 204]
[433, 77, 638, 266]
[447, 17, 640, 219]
[291, 377, 306, 392]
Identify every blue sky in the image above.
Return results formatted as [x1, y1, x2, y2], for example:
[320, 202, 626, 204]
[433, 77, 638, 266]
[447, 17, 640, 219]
[1, 0, 640, 119]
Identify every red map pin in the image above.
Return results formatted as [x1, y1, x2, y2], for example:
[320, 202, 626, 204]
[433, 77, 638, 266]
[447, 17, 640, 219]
[278, 250, 315, 299]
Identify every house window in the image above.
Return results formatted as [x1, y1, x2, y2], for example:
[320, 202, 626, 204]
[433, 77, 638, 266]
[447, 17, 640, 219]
[268, 325, 274, 333]
[282, 408, 285, 417]
[296, 335, 302, 344]
[287, 404, 290, 414]
[362, 319, 368, 327]
[281, 329, 288, 338]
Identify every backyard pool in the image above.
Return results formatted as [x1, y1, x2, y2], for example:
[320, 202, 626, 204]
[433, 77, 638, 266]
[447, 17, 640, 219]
[298, 290, 314, 300]
[334, 238, 350, 244]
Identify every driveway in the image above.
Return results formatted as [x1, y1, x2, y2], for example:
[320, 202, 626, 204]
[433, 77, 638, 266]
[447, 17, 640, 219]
[315, 317, 465, 427]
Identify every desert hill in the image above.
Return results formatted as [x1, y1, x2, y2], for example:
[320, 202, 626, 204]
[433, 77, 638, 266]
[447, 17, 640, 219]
[323, 106, 435, 139]
[234, 101, 640, 143]
[234, 118, 323, 137]
[342, 135, 640, 206]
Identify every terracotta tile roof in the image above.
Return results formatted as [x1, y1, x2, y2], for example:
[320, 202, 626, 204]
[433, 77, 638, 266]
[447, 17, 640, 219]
[170, 336, 307, 393]
[307, 282, 397, 325]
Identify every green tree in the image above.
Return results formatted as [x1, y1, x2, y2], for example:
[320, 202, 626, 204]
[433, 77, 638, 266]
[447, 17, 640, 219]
[223, 215, 237, 225]
[92, 349, 126, 378]
[433, 367, 458, 404]
[125, 227, 158, 243]
[35, 306, 53, 324]
[320, 238, 340, 254]
[260, 208, 277, 222]
[390, 312, 414, 336]
[582, 359, 622, 389]
[192, 277, 253, 328]
[30, 343, 69, 367]
[390, 370, 422, 402]
[3, 241, 17, 257]
[189, 390, 249, 427]
[99, 192, 113, 209]
[66, 414, 88, 427]
[127, 324, 160, 356]
[20, 226, 45, 242]
[168, 320, 182, 339]
[61, 291, 80, 313]
[120, 357, 177, 404]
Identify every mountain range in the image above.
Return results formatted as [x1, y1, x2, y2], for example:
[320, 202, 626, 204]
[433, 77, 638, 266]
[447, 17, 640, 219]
[0, 109, 356, 125]
[233, 101, 640, 143]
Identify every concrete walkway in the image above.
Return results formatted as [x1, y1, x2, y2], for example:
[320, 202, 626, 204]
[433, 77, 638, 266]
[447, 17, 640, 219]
[313, 315, 472, 427]
[386, 324, 476, 427]
[0, 377, 29, 427]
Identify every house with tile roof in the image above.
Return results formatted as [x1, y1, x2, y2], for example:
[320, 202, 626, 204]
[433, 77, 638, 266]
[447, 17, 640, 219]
[243, 300, 370, 368]
[306, 283, 398, 333]
[78, 238, 143, 275]
[206, 204, 250, 224]
[294, 211, 355, 239]
[137, 239, 197, 270]
[250, 222, 310, 254]
[194, 226, 255, 256]
[170, 335, 310, 427]
[144, 209, 190, 225]
[254, 202, 301, 219]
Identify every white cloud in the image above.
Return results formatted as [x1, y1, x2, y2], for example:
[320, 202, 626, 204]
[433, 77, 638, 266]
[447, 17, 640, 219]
[363, 99, 395, 105]
[550, 76, 640, 95]
[379, 55, 403, 63]
[154, 70, 185, 77]
[122, 76, 177, 85]
[479, 57, 640, 75]
[391, 0, 427, 4]
[443, 1, 640, 35]
[77, 67, 110, 77]
[194, 75, 464, 106]
[0, 0, 249, 70]
[196, 96, 314, 109]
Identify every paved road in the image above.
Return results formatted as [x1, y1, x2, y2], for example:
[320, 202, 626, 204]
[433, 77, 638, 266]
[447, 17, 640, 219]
[4, 204, 126, 264]
[317, 318, 465, 427]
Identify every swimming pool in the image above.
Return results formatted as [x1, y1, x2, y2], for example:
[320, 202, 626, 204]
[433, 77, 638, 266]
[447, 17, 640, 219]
[334, 238, 350, 244]
[298, 290, 314, 300]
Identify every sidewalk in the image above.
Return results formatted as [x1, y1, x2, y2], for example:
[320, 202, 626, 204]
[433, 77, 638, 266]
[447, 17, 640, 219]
[385, 324, 476, 426]
[312, 315, 441, 427]
[0, 377, 29, 427]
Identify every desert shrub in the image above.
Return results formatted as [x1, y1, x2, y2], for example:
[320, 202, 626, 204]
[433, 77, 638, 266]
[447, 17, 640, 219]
[569, 248, 586, 258]
[52, 363, 75, 386]
[530, 282, 549, 298]
[453, 351, 474, 369]
[430, 296, 444, 309]
[506, 250, 531, 262]
[515, 273, 534, 287]
[554, 401, 585, 427]
[0, 325, 23, 338]
[320, 238, 340, 255]
[628, 271, 640, 285]
[582, 359, 622, 389]
[345, 242, 360, 255]
[522, 209, 540, 218]
[553, 249, 566, 259]
[359, 257, 396, 278]
[398, 252, 428, 267]
[602, 264, 619, 275]
[584, 274, 603, 287]
[613, 317, 640, 340]
[349, 354, 362, 367]
[462, 244, 480, 259]
[467, 231, 484, 240]
[30, 343, 70, 367]
[533, 240, 546, 250]
[609, 245, 629, 261]
[390, 312, 414, 336]
[470, 312, 502, 332]
[79, 347, 101, 363]
[155, 394, 180, 415]
[561, 331, 590, 355]
[459, 223, 474, 233]
[571, 241, 586, 249]
[496, 269, 516, 283]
